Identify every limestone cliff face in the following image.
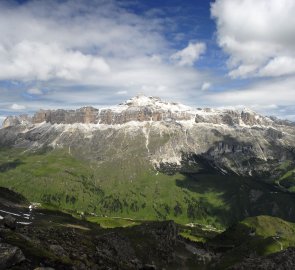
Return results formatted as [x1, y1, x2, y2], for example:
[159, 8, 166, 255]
[4, 96, 194, 126]
[2, 115, 32, 128]
[1, 95, 295, 177]
[32, 107, 99, 124]
[2, 96, 283, 127]
[194, 109, 274, 127]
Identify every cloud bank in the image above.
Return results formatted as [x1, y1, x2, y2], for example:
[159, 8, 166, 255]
[211, 0, 295, 78]
[0, 0, 208, 107]
[0, 0, 295, 123]
[170, 42, 206, 66]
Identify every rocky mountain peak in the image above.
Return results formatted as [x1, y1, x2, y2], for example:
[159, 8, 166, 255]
[124, 95, 161, 107]
[1, 95, 293, 128]
[121, 95, 193, 113]
[1, 95, 295, 178]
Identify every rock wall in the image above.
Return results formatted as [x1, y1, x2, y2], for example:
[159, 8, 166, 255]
[98, 107, 192, 125]
[1, 96, 292, 128]
[194, 109, 272, 127]
[3, 106, 194, 127]
[2, 115, 32, 128]
[32, 107, 99, 124]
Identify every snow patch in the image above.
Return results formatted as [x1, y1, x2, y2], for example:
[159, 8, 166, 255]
[0, 209, 21, 217]
[142, 124, 150, 153]
[124, 95, 196, 114]
[17, 222, 32, 225]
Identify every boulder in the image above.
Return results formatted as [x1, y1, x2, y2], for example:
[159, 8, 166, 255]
[49, 244, 68, 257]
[229, 247, 295, 270]
[0, 243, 25, 270]
[3, 215, 16, 230]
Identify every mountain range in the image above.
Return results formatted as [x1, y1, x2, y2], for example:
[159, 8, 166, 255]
[2, 95, 295, 176]
[2, 95, 295, 269]
[1, 95, 295, 229]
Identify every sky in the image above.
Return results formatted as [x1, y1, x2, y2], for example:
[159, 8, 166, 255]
[1, 0, 295, 123]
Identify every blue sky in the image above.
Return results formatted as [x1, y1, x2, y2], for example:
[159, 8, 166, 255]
[1, 0, 295, 123]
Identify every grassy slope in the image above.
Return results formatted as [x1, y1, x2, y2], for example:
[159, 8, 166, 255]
[210, 215, 295, 268]
[277, 166, 295, 192]
[270, 160, 295, 192]
[0, 148, 223, 227]
[1, 147, 295, 230]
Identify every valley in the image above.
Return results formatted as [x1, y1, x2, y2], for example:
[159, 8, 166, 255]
[1, 96, 295, 269]
[1, 187, 295, 269]
[1, 147, 295, 230]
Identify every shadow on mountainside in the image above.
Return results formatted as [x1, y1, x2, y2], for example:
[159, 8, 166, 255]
[0, 159, 24, 173]
[176, 172, 295, 227]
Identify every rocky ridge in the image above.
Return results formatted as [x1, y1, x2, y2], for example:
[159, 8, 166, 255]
[4, 95, 291, 127]
[3, 96, 194, 126]
[1, 95, 295, 177]
[1, 188, 294, 270]
[0, 187, 215, 270]
[229, 247, 295, 270]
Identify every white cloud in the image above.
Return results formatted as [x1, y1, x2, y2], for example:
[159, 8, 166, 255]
[211, 0, 295, 78]
[229, 64, 258, 79]
[0, 41, 110, 81]
[0, 1, 166, 58]
[170, 42, 206, 66]
[0, 0, 210, 104]
[11, 103, 26, 110]
[201, 82, 211, 91]
[0, 0, 294, 125]
[259, 56, 295, 77]
[199, 76, 295, 121]
[204, 77, 295, 107]
[27, 88, 43, 95]
[0, 1, 164, 84]
[116, 91, 127, 95]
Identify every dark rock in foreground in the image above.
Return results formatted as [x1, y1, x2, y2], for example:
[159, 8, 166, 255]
[3, 215, 17, 230]
[1, 187, 295, 269]
[0, 243, 25, 270]
[229, 247, 295, 270]
[0, 211, 213, 270]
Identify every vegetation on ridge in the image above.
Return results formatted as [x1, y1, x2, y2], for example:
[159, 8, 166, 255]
[1, 147, 295, 230]
[210, 216, 295, 269]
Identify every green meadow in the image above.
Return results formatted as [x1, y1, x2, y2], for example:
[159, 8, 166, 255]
[1, 147, 295, 231]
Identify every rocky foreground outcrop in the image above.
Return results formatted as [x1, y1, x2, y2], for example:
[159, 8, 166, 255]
[0, 215, 214, 270]
[0, 187, 214, 269]
[1, 188, 294, 270]
[229, 247, 295, 270]
[1, 95, 295, 177]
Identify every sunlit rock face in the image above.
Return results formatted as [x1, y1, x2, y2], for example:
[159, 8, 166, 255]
[1, 95, 295, 177]
[32, 107, 99, 124]
[2, 115, 31, 128]
[3, 95, 292, 127]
